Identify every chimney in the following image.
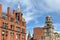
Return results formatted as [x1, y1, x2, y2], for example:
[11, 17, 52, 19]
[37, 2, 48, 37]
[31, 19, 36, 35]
[0, 4, 2, 17]
[7, 7, 10, 21]
[13, 10, 16, 22]
[7, 7, 10, 16]
[13, 10, 16, 17]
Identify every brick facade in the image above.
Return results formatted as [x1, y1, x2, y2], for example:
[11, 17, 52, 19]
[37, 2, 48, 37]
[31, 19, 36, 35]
[0, 4, 26, 40]
[33, 27, 44, 40]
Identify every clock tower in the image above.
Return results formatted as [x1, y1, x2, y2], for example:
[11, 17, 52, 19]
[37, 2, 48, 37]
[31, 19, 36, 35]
[44, 16, 54, 40]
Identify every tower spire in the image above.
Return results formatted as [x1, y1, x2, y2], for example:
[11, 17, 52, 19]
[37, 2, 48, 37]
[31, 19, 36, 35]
[16, 0, 21, 13]
[27, 31, 31, 40]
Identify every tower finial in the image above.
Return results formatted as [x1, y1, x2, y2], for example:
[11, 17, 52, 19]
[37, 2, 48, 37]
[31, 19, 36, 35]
[16, 0, 21, 12]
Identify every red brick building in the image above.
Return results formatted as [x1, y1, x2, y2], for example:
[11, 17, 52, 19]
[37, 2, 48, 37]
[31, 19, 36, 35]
[0, 4, 26, 40]
[33, 27, 44, 40]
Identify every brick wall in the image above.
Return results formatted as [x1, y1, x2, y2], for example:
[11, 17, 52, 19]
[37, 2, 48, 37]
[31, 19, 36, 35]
[33, 27, 44, 40]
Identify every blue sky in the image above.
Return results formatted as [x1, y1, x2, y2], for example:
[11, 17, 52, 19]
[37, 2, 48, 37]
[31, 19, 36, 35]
[0, 0, 60, 36]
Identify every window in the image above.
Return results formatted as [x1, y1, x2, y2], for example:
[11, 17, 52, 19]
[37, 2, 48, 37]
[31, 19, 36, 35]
[47, 24, 50, 26]
[11, 25, 14, 30]
[5, 23, 8, 29]
[16, 13, 19, 17]
[2, 22, 8, 29]
[22, 34, 24, 38]
[2, 30, 5, 36]
[22, 29, 25, 33]
[16, 27, 20, 31]
[47, 28, 49, 32]
[16, 20, 19, 24]
[15, 13, 20, 24]
[16, 13, 20, 21]
[2, 37, 4, 40]
[16, 34, 20, 39]
[6, 31, 8, 36]
[22, 22, 25, 26]
[46, 28, 49, 36]
[2, 30, 8, 40]
[2, 22, 5, 28]
[5, 31, 8, 40]
[10, 18, 14, 22]
[10, 32, 14, 39]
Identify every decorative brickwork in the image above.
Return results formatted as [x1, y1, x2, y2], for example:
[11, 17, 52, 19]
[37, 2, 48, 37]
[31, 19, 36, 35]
[0, 4, 26, 40]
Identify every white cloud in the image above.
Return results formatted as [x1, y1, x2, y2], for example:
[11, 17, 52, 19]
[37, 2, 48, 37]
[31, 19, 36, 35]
[30, 0, 60, 13]
[45, 0, 60, 12]
[22, 0, 60, 23]
[53, 23, 60, 33]
[21, 0, 41, 23]
[26, 21, 42, 29]
[21, 0, 37, 23]
[6, 0, 17, 3]
[24, 16, 33, 23]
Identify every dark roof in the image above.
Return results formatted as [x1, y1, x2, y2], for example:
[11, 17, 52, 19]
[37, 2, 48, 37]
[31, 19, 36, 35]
[2, 12, 7, 16]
